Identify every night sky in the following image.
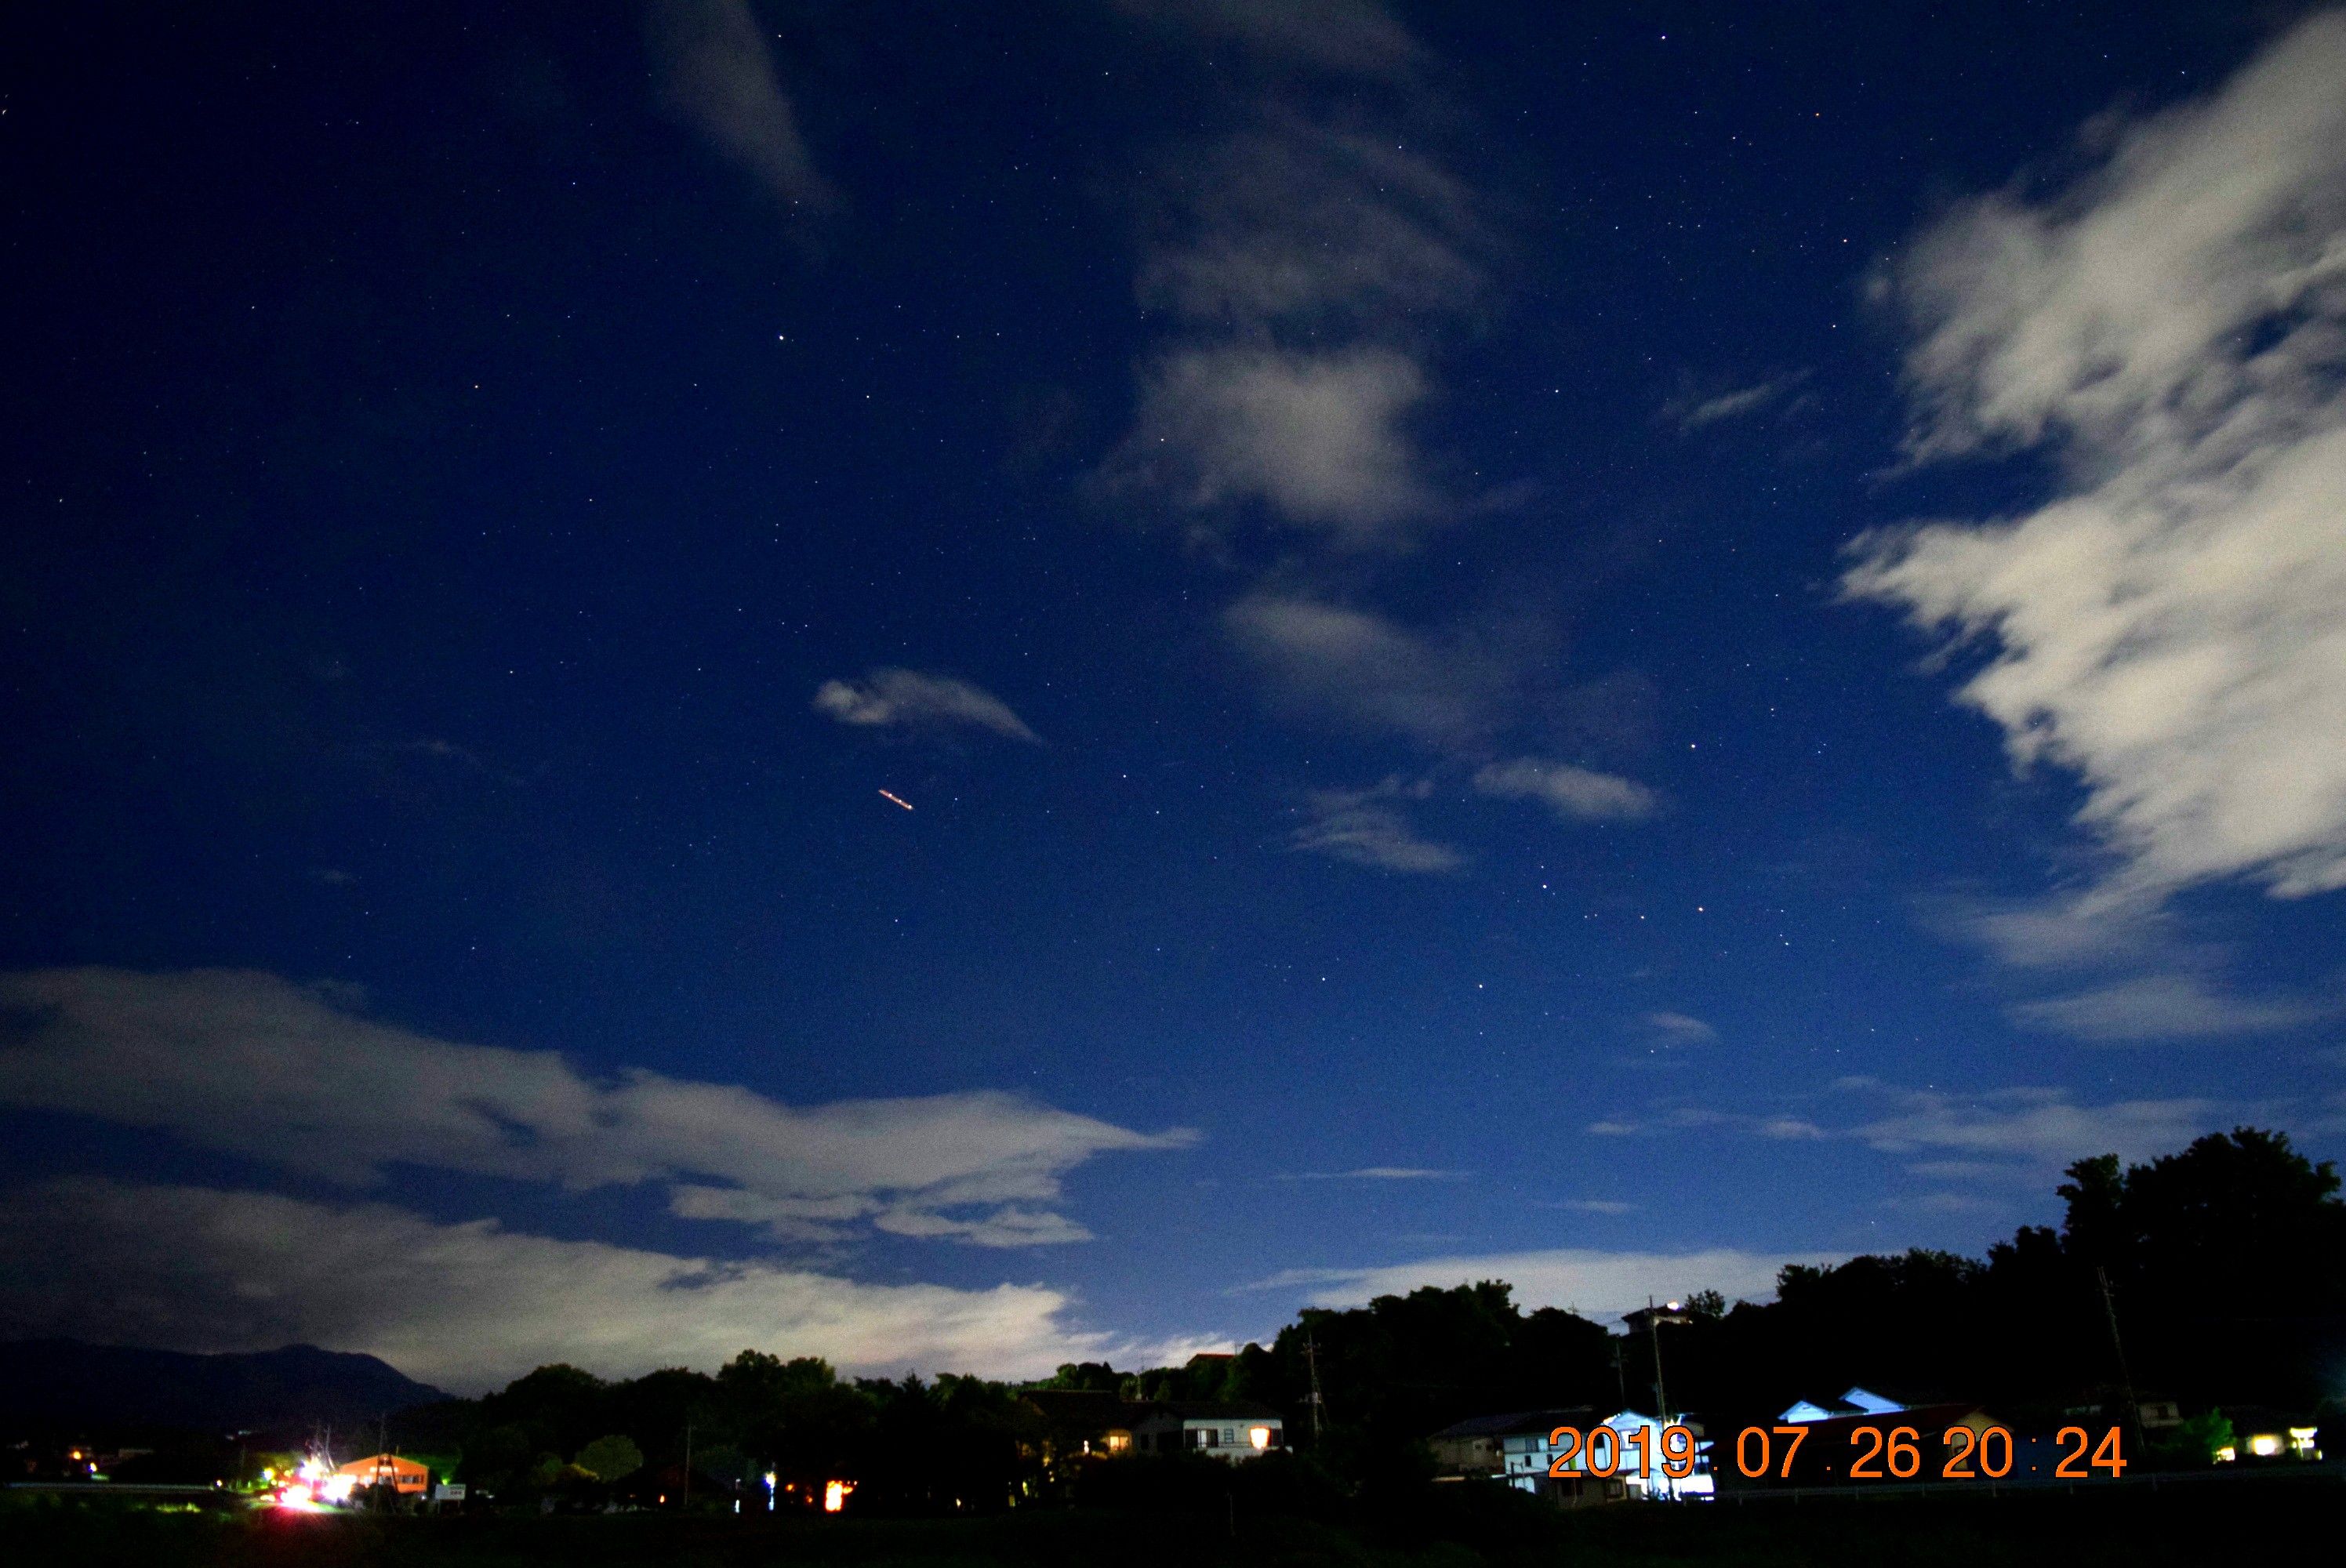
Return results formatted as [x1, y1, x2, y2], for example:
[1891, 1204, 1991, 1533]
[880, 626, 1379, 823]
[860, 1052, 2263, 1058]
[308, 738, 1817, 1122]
[4, 1, 2344, 1392]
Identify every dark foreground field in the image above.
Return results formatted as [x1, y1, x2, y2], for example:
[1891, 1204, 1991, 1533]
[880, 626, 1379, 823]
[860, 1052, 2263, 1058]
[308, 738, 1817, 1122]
[9, 1479, 2341, 1568]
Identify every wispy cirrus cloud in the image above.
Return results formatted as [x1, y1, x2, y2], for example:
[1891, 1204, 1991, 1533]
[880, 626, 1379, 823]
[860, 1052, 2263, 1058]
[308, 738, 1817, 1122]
[1099, 12, 1487, 552]
[814, 668, 1040, 743]
[0, 1178, 1128, 1392]
[645, 0, 830, 208]
[1845, 1081, 2229, 1171]
[1225, 594, 1526, 751]
[1279, 1166, 1465, 1181]
[1846, 12, 2346, 907]
[1584, 1080, 2235, 1177]
[1663, 370, 1810, 431]
[1473, 757, 1658, 822]
[2007, 974, 2333, 1042]
[1103, 0, 1655, 866]
[1287, 780, 1464, 874]
[1640, 1011, 1719, 1045]
[1924, 888, 2330, 1044]
[0, 968, 1189, 1247]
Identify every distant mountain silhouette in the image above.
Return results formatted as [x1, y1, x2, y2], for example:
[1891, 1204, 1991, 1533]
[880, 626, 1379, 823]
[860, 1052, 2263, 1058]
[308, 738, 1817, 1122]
[0, 1339, 448, 1432]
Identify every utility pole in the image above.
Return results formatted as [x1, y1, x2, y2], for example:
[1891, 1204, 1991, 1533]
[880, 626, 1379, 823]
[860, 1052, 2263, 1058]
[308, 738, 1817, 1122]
[2097, 1266, 2143, 1453]
[1647, 1298, 1669, 1422]
[1303, 1331, 1324, 1445]
[682, 1421, 692, 1510]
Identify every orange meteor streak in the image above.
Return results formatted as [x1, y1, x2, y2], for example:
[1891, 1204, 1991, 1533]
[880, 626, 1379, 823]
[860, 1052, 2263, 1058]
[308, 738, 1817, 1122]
[877, 788, 914, 811]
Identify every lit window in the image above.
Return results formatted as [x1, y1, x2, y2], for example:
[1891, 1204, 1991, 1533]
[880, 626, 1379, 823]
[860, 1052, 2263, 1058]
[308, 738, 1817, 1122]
[2249, 1434, 2282, 1457]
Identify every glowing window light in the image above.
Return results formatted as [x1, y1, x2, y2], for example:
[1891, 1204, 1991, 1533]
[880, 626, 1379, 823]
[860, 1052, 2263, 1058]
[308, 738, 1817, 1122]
[1248, 1427, 1271, 1450]
[2249, 1434, 2282, 1457]
[823, 1479, 854, 1512]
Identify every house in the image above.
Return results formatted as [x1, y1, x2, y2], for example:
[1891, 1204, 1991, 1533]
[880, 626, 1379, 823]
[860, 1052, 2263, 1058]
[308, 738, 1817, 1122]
[1019, 1388, 1137, 1490]
[1022, 1388, 1136, 1458]
[1428, 1409, 1711, 1504]
[1778, 1386, 1909, 1423]
[1128, 1400, 1285, 1459]
[1427, 1408, 1596, 1480]
[332, 1453, 430, 1495]
[2216, 1406, 2321, 1462]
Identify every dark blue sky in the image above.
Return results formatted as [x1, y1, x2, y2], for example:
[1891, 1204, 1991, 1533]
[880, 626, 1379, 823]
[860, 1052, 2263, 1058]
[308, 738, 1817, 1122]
[4, 1, 2342, 1389]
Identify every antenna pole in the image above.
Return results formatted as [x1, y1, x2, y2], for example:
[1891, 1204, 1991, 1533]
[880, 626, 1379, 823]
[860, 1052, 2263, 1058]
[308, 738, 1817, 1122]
[1304, 1331, 1324, 1444]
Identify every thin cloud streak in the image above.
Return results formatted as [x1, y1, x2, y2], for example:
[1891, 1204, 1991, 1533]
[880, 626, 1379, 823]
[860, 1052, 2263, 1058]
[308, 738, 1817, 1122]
[1287, 782, 1464, 874]
[645, 0, 831, 208]
[813, 668, 1041, 742]
[1474, 758, 1658, 822]
[2008, 973, 2333, 1041]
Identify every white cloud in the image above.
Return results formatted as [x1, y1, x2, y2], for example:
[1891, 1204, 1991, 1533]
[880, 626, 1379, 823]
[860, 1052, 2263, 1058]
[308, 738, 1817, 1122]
[1755, 1116, 1828, 1141]
[1849, 1083, 2224, 1169]
[812, 667, 1040, 742]
[1547, 1198, 1637, 1215]
[1136, 117, 1484, 326]
[1244, 1247, 1836, 1321]
[1226, 595, 1520, 749]
[1102, 18, 1486, 552]
[1926, 888, 2172, 971]
[1847, 12, 2346, 903]
[1640, 1011, 1719, 1044]
[1109, 347, 1439, 546]
[0, 1179, 1116, 1392]
[2007, 972, 2331, 1041]
[1587, 1081, 2232, 1175]
[1287, 782, 1463, 874]
[0, 968, 1190, 1245]
[1665, 372, 1810, 431]
[1280, 1167, 1465, 1181]
[1474, 757, 1658, 822]
[645, 0, 830, 207]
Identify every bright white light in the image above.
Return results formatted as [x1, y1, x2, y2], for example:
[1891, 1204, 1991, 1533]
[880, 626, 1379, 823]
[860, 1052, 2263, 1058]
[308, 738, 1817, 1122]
[1248, 1426, 1271, 1450]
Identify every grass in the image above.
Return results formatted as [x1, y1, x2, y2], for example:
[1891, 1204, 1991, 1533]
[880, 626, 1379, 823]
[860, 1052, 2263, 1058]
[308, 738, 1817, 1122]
[5, 1475, 2339, 1567]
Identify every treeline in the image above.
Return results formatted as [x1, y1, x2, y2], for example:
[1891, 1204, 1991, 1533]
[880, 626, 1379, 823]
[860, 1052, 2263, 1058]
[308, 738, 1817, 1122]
[392, 1127, 2345, 1507]
[396, 1355, 1047, 1511]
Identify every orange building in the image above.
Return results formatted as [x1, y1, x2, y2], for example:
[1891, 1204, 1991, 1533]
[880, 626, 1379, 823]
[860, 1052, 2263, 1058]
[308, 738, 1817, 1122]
[334, 1454, 430, 1495]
